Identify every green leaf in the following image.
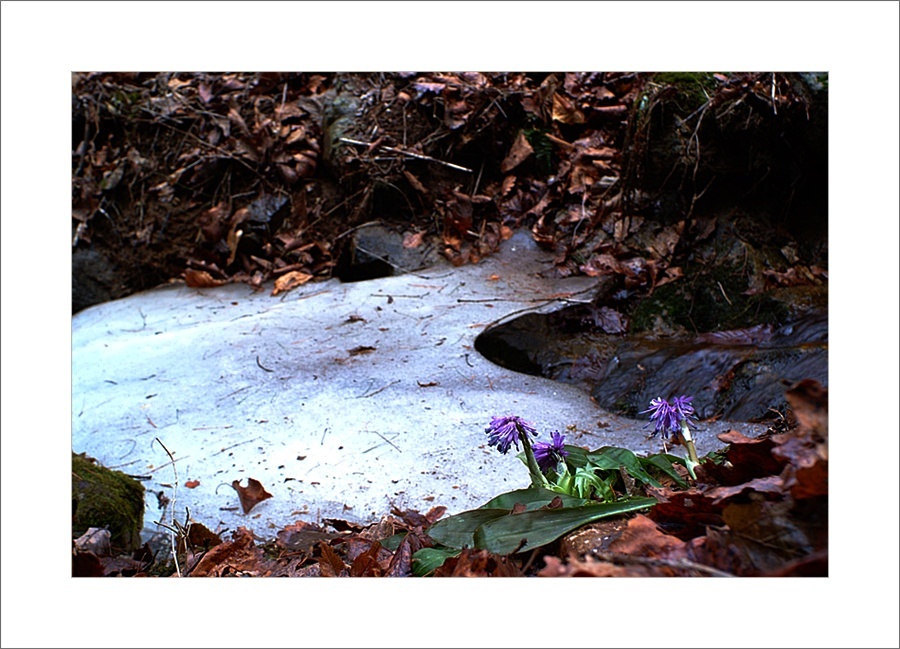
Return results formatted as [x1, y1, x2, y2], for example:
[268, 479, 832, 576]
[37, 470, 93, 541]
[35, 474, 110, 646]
[639, 453, 689, 489]
[481, 487, 588, 511]
[425, 508, 510, 550]
[585, 447, 662, 488]
[472, 498, 656, 555]
[378, 531, 407, 552]
[562, 445, 590, 470]
[411, 547, 460, 576]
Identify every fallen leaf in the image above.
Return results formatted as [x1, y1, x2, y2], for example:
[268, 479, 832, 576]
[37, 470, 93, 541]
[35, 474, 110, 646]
[74, 528, 112, 557]
[432, 548, 523, 577]
[231, 478, 273, 514]
[184, 480, 200, 489]
[183, 521, 223, 556]
[348, 345, 376, 356]
[72, 550, 105, 577]
[551, 92, 585, 124]
[402, 230, 426, 249]
[500, 131, 534, 173]
[501, 175, 517, 196]
[184, 269, 226, 288]
[402, 170, 429, 196]
[272, 270, 313, 296]
[189, 527, 270, 577]
[316, 541, 348, 577]
[276, 521, 339, 553]
[607, 514, 687, 558]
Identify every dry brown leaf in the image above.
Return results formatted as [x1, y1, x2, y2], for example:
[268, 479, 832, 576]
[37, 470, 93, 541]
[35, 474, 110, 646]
[184, 269, 226, 288]
[272, 270, 313, 296]
[551, 92, 585, 124]
[402, 230, 426, 249]
[276, 521, 339, 553]
[500, 131, 534, 173]
[317, 541, 348, 577]
[501, 175, 517, 196]
[432, 548, 523, 577]
[402, 169, 429, 196]
[189, 527, 267, 577]
[231, 478, 273, 514]
[607, 514, 687, 558]
[184, 480, 200, 489]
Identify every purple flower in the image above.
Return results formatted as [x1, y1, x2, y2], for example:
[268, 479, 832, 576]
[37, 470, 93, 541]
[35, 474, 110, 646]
[643, 395, 696, 439]
[485, 415, 538, 454]
[533, 431, 569, 473]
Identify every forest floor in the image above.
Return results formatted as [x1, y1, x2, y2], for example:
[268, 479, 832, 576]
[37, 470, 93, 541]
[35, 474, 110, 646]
[72, 71, 828, 577]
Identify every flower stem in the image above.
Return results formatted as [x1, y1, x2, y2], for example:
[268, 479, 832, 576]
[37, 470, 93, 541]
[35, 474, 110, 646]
[678, 420, 700, 480]
[520, 431, 550, 489]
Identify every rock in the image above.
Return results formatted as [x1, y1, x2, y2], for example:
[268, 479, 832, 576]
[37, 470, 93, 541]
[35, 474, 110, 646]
[477, 306, 827, 422]
[335, 223, 440, 282]
[72, 452, 145, 553]
[72, 248, 123, 314]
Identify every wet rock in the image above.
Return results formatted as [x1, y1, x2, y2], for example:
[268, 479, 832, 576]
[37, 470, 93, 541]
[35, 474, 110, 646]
[476, 309, 827, 422]
[584, 314, 827, 421]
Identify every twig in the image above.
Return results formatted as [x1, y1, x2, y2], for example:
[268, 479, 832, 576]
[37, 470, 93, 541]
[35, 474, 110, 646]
[717, 280, 733, 306]
[339, 137, 473, 173]
[590, 550, 735, 577]
[356, 379, 401, 398]
[366, 430, 402, 453]
[471, 159, 485, 196]
[117, 439, 137, 460]
[210, 437, 260, 456]
[147, 454, 189, 473]
[371, 292, 429, 300]
[770, 72, 778, 116]
[521, 547, 542, 574]
[256, 355, 275, 373]
[152, 438, 181, 577]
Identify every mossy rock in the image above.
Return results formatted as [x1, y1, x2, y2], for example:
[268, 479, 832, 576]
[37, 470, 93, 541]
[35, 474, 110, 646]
[72, 452, 145, 552]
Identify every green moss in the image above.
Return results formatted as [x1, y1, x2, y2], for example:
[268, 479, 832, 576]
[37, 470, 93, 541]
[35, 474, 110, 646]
[651, 72, 718, 109]
[524, 128, 555, 174]
[72, 452, 145, 552]
[629, 259, 790, 335]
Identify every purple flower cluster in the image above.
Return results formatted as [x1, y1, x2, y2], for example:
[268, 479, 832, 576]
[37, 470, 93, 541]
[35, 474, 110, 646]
[533, 431, 569, 472]
[485, 415, 538, 454]
[643, 395, 695, 439]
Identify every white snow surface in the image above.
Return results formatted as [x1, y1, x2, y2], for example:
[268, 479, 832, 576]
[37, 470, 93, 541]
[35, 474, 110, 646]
[72, 230, 758, 540]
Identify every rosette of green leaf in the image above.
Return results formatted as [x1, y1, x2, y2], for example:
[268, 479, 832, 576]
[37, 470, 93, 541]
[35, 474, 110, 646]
[571, 462, 619, 500]
[563, 446, 690, 490]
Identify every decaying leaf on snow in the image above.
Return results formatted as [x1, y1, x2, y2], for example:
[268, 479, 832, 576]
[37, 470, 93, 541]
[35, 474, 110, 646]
[271, 270, 313, 296]
[230, 478, 273, 514]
